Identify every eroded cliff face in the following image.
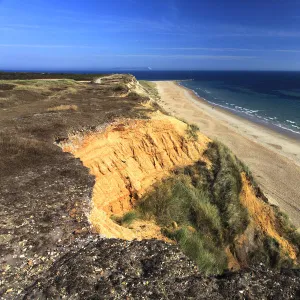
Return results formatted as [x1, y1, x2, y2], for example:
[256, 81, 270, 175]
[60, 111, 298, 266]
[59, 76, 299, 269]
[238, 173, 297, 260]
[61, 113, 210, 239]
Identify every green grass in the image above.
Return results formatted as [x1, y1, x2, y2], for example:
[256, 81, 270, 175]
[139, 81, 160, 100]
[127, 91, 142, 100]
[111, 83, 128, 93]
[185, 123, 199, 141]
[111, 211, 139, 226]
[136, 141, 252, 274]
[204, 141, 250, 241]
[137, 172, 228, 274]
[273, 208, 300, 254]
[136, 140, 300, 271]
[168, 227, 227, 274]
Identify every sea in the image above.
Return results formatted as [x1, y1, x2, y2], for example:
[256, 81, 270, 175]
[124, 70, 300, 139]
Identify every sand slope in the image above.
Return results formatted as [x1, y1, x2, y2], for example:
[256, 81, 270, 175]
[155, 81, 300, 229]
[61, 113, 210, 239]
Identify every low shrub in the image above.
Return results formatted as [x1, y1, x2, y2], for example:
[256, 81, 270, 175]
[0, 83, 15, 90]
[127, 91, 141, 100]
[186, 123, 199, 141]
[111, 84, 128, 93]
[111, 211, 139, 226]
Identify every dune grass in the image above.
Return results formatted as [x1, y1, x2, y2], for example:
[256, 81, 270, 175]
[138, 173, 228, 274]
[111, 211, 139, 226]
[135, 140, 300, 271]
[135, 141, 253, 274]
[139, 81, 160, 100]
[47, 105, 78, 112]
[185, 123, 200, 141]
[205, 141, 250, 242]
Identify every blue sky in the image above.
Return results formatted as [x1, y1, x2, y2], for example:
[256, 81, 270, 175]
[1, 0, 300, 71]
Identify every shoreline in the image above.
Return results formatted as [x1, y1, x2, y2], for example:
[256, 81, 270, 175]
[172, 81, 300, 167]
[177, 81, 300, 141]
[154, 80, 300, 228]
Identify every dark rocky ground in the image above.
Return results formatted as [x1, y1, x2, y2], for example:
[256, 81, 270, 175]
[24, 239, 300, 299]
[0, 75, 151, 298]
[1, 75, 300, 299]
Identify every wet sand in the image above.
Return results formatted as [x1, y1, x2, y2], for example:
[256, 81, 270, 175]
[154, 81, 300, 229]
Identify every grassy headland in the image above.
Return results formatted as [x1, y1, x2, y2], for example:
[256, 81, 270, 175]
[0, 74, 299, 298]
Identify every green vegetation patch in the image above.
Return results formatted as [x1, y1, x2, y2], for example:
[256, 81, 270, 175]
[134, 141, 253, 274]
[134, 140, 300, 272]
[111, 83, 128, 93]
[139, 81, 160, 100]
[138, 173, 227, 274]
[273, 208, 300, 254]
[186, 123, 200, 141]
[111, 211, 139, 226]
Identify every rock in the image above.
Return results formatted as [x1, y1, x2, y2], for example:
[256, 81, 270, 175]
[23, 239, 300, 299]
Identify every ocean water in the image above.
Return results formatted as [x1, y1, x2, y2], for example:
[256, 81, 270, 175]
[126, 71, 300, 138]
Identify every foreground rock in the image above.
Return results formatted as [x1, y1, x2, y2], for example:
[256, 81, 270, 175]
[24, 239, 300, 299]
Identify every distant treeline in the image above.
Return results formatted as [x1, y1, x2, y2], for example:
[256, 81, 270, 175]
[0, 72, 107, 81]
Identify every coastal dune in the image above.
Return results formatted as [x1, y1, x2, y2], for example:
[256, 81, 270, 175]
[155, 81, 300, 228]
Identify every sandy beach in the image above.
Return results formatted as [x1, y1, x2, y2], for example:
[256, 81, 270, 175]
[154, 81, 300, 229]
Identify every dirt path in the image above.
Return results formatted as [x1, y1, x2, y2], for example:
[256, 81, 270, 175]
[155, 81, 300, 229]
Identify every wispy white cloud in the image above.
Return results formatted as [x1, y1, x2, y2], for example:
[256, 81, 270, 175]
[95, 54, 255, 60]
[148, 47, 300, 53]
[5, 24, 40, 29]
[2, 44, 299, 54]
[0, 17, 184, 35]
[0, 24, 41, 31]
[149, 47, 256, 51]
[0, 44, 103, 49]
[213, 28, 300, 38]
[1, 9, 299, 39]
[274, 49, 300, 53]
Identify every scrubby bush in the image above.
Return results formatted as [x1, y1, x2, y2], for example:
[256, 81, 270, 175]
[186, 123, 199, 141]
[127, 91, 141, 100]
[111, 84, 128, 93]
[111, 211, 138, 226]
